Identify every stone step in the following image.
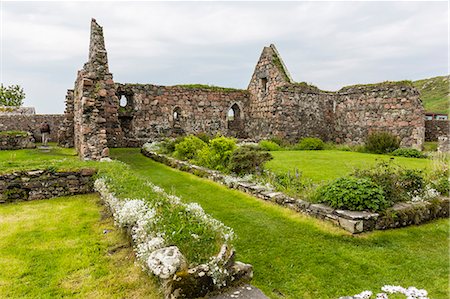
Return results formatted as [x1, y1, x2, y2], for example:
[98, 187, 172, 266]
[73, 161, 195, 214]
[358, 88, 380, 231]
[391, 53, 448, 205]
[209, 284, 268, 299]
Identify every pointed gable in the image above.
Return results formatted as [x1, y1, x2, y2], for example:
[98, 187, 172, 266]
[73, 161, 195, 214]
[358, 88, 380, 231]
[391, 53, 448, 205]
[247, 44, 293, 100]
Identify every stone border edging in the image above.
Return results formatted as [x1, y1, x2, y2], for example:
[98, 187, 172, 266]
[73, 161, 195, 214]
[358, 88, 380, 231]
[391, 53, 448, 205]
[141, 149, 449, 234]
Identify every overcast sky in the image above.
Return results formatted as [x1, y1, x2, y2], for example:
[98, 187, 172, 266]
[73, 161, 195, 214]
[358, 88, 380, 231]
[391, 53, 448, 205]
[1, 1, 448, 114]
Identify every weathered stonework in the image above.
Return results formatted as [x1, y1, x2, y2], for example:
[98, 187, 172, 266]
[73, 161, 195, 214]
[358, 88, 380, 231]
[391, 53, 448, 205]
[0, 106, 35, 115]
[60, 20, 426, 159]
[115, 84, 249, 144]
[425, 119, 449, 141]
[58, 90, 75, 147]
[438, 136, 449, 152]
[0, 132, 35, 150]
[0, 114, 64, 143]
[142, 148, 449, 234]
[0, 168, 95, 203]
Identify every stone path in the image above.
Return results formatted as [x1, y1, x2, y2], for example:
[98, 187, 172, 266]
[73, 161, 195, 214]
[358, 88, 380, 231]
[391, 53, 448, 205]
[210, 284, 268, 299]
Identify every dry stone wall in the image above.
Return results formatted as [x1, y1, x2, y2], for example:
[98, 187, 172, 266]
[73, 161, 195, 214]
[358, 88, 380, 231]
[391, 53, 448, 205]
[115, 84, 249, 143]
[0, 106, 35, 115]
[0, 114, 64, 143]
[425, 120, 449, 141]
[0, 168, 95, 203]
[333, 84, 425, 148]
[0, 132, 35, 150]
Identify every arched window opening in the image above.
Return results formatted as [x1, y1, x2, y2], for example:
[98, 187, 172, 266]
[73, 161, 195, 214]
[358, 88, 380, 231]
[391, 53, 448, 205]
[119, 95, 127, 107]
[261, 77, 268, 93]
[227, 103, 241, 129]
[173, 107, 182, 122]
[227, 108, 235, 121]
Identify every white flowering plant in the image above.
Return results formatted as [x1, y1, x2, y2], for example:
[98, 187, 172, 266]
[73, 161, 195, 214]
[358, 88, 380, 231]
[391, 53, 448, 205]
[95, 161, 235, 284]
[347, 285, 429, 299]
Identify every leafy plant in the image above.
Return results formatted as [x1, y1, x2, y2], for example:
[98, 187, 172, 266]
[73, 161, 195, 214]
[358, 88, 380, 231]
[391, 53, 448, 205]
[259, 140, 282, 151]
[228, 146, 272, 175]
[391, 148, 427, 158]
[0, 84, 25, 106]
[174, 135, 206, 160]
[295, 137, 325, 150]
[315, 177, 388, 212]
[196, 136, 236, 171]
[365, 131, 400, 154]
[353, 161, 426, 204]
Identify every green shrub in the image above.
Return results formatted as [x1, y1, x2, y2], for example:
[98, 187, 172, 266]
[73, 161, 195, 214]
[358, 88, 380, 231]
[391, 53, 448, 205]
[353, 161, 426, 204]
[159, 137, 185, 154]
[365, 131, 400, 154]
[195, 132, 212, 144]
[316, 177, 388, 212]
[228, 146, 273, 175]
[269, 136, 290, 147]
[391, 148, 427, 158]
[174, 136, 207, 160]
[259, 140, 282, 151]
[196, 136, 236, 171]
[295, 137, 325, 150]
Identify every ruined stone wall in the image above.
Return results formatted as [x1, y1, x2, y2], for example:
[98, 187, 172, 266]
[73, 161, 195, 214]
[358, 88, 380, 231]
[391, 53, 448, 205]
[115, 84, 250, 143]
[425, 120, 449, 141]
[0, 114, 64, 142]
[269, 85, 335, 142]
[58, 90, 75, 147]
[0, 106, 35, 115]
[0, 168, 95, 203]
[246, 45, 292, 140]
[70, 19, 120, 160]
[333, 84, 425, 148]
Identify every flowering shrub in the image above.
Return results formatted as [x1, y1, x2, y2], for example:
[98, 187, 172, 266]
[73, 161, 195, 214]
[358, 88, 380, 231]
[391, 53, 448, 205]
[346, 285, 429, 299]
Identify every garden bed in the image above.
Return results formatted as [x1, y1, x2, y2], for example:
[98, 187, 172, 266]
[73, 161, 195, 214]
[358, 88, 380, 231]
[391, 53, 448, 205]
[141, 149, 449, 234]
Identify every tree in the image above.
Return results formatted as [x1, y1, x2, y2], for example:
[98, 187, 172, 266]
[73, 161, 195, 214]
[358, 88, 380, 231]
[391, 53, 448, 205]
[0, 84, 26, 106]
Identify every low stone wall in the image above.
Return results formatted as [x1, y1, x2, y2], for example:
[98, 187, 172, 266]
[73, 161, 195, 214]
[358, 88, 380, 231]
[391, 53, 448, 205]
[0, 132, 35, 150]
[0, 106, 36, 115]
[142, 149, 449, 234]
[425, 119, 449, 141]
[0, 114, 64, 143]
[0, 168, 96, 203]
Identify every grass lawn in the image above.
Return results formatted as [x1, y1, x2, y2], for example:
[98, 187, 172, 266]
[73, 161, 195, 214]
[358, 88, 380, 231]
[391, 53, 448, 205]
[0, 194, 161, 298]
[111, 148, 449, 299]
[265, 150, 432, 183]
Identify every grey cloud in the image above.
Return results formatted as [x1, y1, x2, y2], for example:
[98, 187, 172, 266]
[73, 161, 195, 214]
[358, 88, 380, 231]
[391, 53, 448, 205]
[2, 1, 448, 113]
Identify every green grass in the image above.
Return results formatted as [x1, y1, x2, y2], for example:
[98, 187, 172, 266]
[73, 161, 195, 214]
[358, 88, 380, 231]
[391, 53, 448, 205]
[413, 75, 449, 115]
[0, 145, 95, 174]
[0, 194, 160, 298]
[111, 148, 449, 299]
[265, 150, 432, 183]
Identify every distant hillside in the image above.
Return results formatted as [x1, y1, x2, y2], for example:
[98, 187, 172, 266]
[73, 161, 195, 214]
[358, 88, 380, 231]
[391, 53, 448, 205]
[413, 75, 449, 114]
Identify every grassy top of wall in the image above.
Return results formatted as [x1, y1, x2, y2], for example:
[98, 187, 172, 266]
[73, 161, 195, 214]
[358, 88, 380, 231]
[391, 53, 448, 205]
[173, 84, 247, 93]
[0, 130, 29, 137]
[339, 80, 414, 92]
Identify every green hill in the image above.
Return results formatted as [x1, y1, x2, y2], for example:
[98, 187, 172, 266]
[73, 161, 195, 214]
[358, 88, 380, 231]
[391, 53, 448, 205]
[413, 75, 449, 114]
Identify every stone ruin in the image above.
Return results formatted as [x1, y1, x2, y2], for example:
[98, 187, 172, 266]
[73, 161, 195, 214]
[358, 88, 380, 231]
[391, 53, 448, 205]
[59, 19, 425, 160]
